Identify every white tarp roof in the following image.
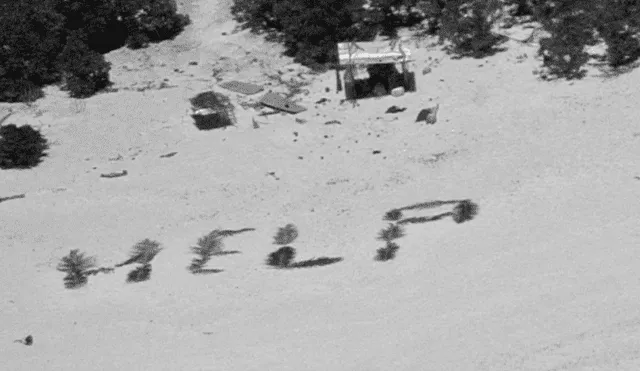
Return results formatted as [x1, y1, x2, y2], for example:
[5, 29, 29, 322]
[338, 40, 412, 66]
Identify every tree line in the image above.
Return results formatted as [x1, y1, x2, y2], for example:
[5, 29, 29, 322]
[0, 0, 189, 102]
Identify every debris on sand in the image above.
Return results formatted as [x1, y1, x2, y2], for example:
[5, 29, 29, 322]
[100, 170, 128, 178]
[416, 104, 440, 125]
[219, 81, 263, 95]
[13, 335, 32, 346]
[386, 105, 406, 114]
[190, 91, 236, 130]
[259, 92, 306, 114]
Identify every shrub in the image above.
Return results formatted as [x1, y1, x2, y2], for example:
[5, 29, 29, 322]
[592, 1, 640, 68]
[534, 1, 594, 79]
[451, 199, 479, 223]
[505, 0, 534, 17]
[599, 27, 640, 68]
[0, 123, 49, 169]
[438, 0, 503, 57]
[57, 249, 97, 289]
[414, 0, 447, 35]
[0, 0, 65, 102]
[0, 79, 45, 103]
[50, 0, 124, 53]
[57, 31, 112, 98]
[375, 241, 399, 261]
[231, 0, 283, 35]
[127, 264, 152, 283]
[132, 0, 190, 42]
[232, 0, 377, 68]
[189, 230, 223, 273]
[125, 32, 151, 49]
[367, 0, 428, 37]
[0, 0, 189, 102]
[0, 0, 66, 84]
[267, 246, 296, 268]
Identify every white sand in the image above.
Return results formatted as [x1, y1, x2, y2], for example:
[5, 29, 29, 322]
[2, 1, 640, 370]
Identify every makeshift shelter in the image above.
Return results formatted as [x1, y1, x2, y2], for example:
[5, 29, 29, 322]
[336, 39, 417, 100]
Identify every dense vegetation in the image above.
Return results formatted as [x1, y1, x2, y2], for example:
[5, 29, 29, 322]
[0, 0, 190, 102]
[0, 120, 49, 169]
[231, 0, 640, 78]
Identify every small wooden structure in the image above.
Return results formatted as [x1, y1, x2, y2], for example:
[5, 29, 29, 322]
[336, 39, 417, 100]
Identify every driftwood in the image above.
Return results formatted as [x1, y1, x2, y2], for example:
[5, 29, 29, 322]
[0, 194, 25, 203]
[0, 112, 14, 126]
[324, 120, 342, 125]
[160, 152, 177, 158]
[100, 170, 128, 178]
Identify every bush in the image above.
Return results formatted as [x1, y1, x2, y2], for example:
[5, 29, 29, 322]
[0, 123, 49, 169]
[231, 0, 283, 35]
[505, 0, 534, 17]
[438, 0, 504, 57]
[0, 0, 189, 102]
[534, 1, 595, 79]
[267, 246, 296, 268]
[0, 1, 66, 85]
[593, 1, 640, 68]
[232, 0, 377, 68]
[414, 0, 447, 35]
[50, 0, 124, 53]
[130, 0, 191, 42]
[367, 0, 428, 37]
[57, 31, 112, 98]
[0, 79, 45, 103]
[57, 249, 97, 289]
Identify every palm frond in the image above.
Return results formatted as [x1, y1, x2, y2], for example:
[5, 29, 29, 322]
[56, 249, 97, 274]
[383, 209, 403, 221]
[377, 223, 405, 242]
[452, 200, 479, 223]
[128, 238, 163, 264]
